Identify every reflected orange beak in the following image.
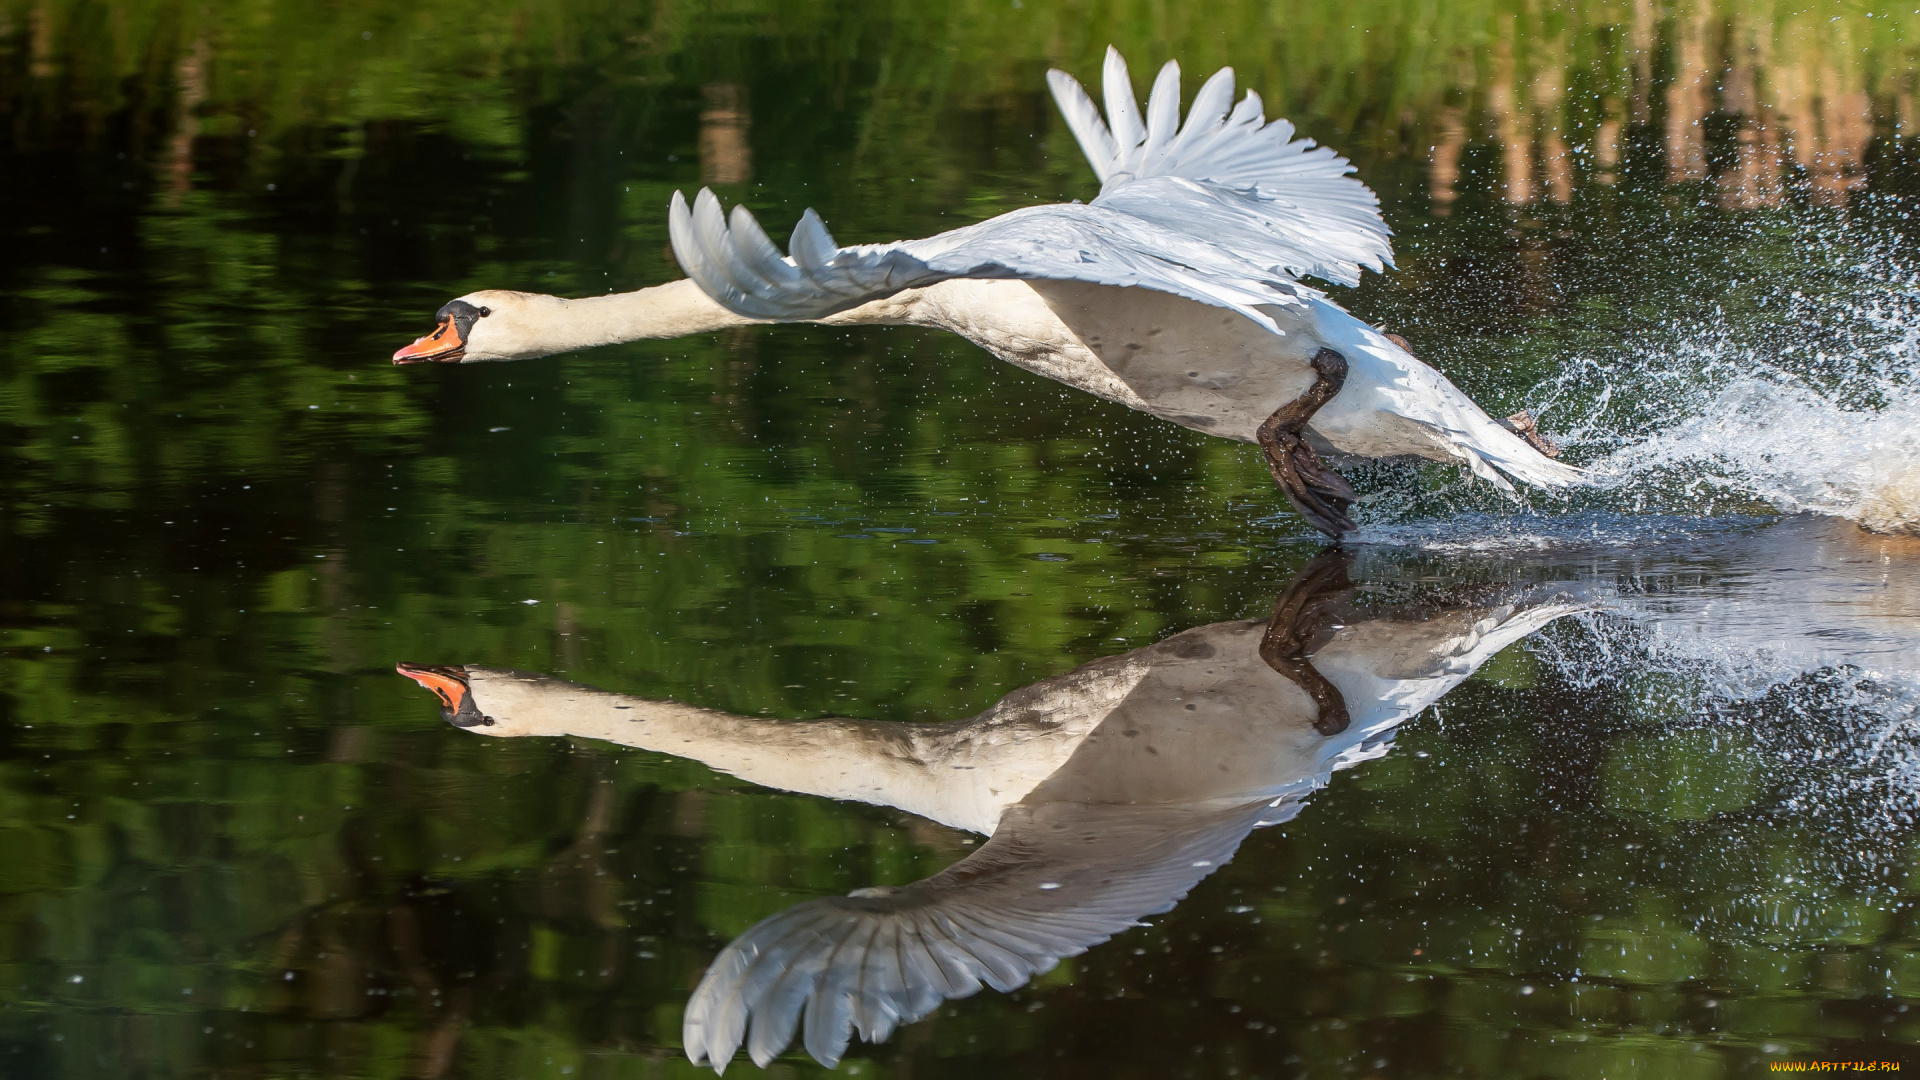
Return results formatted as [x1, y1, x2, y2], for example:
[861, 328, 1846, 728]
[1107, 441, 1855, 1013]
[395, 663, 493, 727]
[392, 316, 466, 364]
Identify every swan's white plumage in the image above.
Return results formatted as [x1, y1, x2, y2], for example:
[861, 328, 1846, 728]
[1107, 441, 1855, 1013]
[667, 48, 1391, 323]
[1046, 49, 1393, 285]
[676, 587, 1601, 1071]
[661, 45, 1586, 508]
[682, 801, 1271, 1071]
[669, 188, 1309, 332]
[438, 574, 1597, 1072]
[1304, 306, 1588, 490]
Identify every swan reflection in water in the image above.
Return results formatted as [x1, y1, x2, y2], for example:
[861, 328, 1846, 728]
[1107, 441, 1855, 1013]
[397, 554, 1594, 1071]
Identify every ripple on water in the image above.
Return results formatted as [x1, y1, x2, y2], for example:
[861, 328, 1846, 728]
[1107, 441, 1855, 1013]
[1356, 512, 1920, 855]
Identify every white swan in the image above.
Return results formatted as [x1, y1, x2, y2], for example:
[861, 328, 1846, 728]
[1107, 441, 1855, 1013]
[393, 48, 1581, 535]
[396, 555, 1595, 1070]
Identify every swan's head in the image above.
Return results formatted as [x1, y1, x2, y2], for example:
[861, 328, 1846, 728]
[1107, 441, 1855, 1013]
[392, 290, 565, 364]
[394, 663, 496, 727]
[394, 663, 564, 737]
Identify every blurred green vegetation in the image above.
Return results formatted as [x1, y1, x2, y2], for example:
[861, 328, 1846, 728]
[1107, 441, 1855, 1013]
[6, 0, 1914, 152]
[0, 0, 1917, 1076]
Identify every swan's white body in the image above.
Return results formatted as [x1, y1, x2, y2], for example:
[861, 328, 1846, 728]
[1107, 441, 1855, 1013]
[875, 278, 1570, 482]
[415, 49, 1583, 499]
[418, 572, 1593, 1070]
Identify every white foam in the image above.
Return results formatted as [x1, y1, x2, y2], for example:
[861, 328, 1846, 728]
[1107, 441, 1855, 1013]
[1542, 212, 1920, 534]
[1596, 374, 1920, 536]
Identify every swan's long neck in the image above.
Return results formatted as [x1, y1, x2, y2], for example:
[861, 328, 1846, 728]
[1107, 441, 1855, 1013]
[481, 278, 945, 361]
[464, 667, 1081, 833]
[470, 667, 967, 805]
[512, 279, 764, 355]
[466, 278, 764, 359]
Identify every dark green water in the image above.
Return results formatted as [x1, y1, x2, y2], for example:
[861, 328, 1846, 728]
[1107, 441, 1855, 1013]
[4, 3, 1920, 1077]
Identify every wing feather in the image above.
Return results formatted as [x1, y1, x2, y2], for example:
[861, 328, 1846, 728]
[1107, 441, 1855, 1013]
[668, 190, 1312, 330]
[683, 904, 842, 1072]
[1044, 68, 1118, 183]
[788, 208, 841, 272]
[683, 800, 1271, 1070]
[1044, 47, 1395, 282]
[797, 920, 875, 1068]
[669, 46, 1391, 334]
[1140, 60, 1183, 167]
[691, 190, 757, 295]
[1101, 48, 1147, 156]
[1168, 65, 1238, 164]
[851, 919, 908, 1043]
[725, 203, 803, 290]
[744, 917, 864, 1067]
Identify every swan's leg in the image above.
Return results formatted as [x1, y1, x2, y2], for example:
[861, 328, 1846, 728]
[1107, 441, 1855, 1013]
[1259, 550, 1356, 736]
[1258, 348, 1358, 537]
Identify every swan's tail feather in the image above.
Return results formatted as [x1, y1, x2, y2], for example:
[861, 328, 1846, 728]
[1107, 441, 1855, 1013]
[1418, 388, 1587, 494]
[1455, 422, 1588, 495]
[1322, 313, 1589, 496]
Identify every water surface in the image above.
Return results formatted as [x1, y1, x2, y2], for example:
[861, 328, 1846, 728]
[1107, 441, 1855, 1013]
[3, 3, 1920, 1077]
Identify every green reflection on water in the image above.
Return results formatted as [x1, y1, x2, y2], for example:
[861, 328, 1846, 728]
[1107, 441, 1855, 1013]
[3, 1, 1920, 1076]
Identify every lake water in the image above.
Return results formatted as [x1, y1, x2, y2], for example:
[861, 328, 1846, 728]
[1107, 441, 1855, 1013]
[3, 3, 1919, 1077]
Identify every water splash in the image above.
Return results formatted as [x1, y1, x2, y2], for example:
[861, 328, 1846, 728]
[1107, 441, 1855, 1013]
[1369, 514, 1920, 872]
[1351, 208, 1920, 850]
[1539, 598, 1920, 874]
[1594, 372, 1920, 535]
[1546, 208, 1920, 534]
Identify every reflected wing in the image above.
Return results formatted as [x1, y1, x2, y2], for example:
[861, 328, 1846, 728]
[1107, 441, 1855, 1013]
[682, 799, 1278, 1072]
[1047, 48, 1392, 286]
[667, 188, 1309, 332]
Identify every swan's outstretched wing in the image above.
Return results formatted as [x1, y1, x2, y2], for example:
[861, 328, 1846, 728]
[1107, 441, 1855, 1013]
[668, 49, 1388, 330]
[1047, 48, 1392, 286]
[667, 188, 1310, 331]
[682, 798, 1280, 1072]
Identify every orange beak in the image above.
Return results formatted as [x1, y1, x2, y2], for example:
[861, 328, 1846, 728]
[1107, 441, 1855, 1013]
[396, 663, 493, 727]
[392, 316, 466, 364]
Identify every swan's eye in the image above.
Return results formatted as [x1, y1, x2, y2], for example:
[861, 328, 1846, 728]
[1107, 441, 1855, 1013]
[478, 306, 492, 317]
